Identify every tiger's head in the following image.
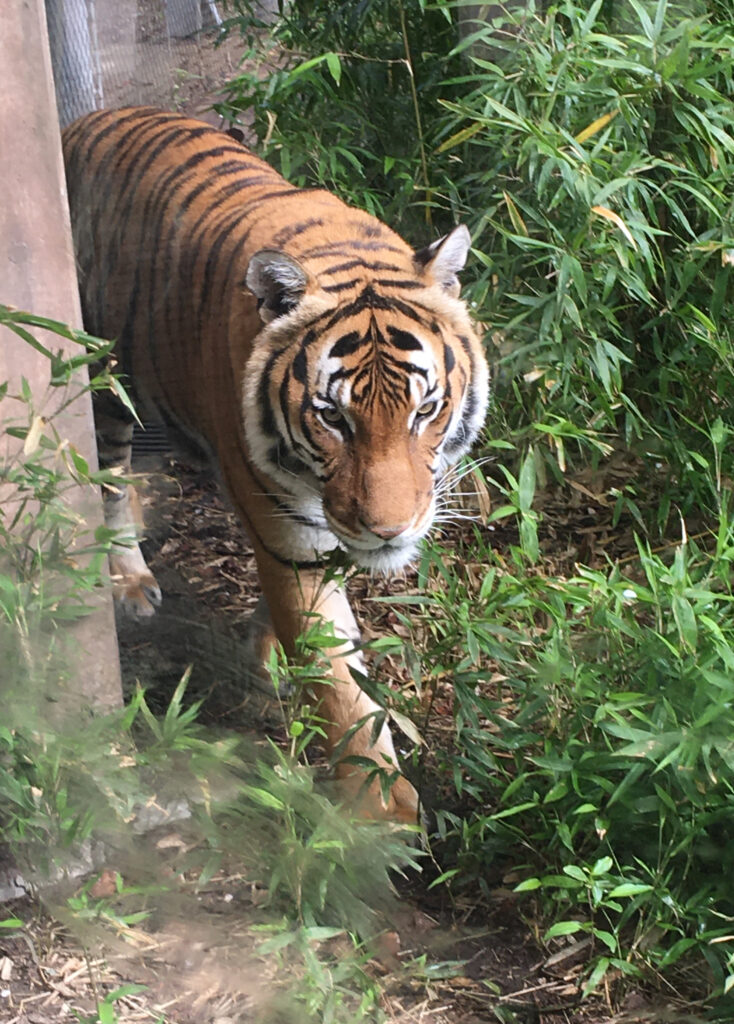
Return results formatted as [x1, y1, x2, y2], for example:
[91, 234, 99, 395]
[243, 225, 489, 572]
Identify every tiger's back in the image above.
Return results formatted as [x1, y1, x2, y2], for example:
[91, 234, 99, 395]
[64, 108, 424, 448]
[64, 107, 305, 437]
[63, 106, 489, 823]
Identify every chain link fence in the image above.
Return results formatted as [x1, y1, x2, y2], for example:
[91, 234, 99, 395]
[44, 0, 251, 128]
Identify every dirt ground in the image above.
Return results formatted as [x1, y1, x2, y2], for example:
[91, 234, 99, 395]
[98, 0, 245, 120]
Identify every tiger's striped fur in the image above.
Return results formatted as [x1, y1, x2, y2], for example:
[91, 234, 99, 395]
[62, 107, 489, 823]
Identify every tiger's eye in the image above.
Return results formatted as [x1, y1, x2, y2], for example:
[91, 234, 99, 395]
[320, 406, 345, 425]
[416, 401, 437, 418]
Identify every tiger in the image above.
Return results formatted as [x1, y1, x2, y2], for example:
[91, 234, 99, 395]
[62, 107, 489, 825]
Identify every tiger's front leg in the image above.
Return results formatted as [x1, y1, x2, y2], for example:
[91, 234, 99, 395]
[254, 555, 419, 825]
[94, 390, 162, 619]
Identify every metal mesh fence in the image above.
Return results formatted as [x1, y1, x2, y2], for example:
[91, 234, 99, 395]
[46, 0, 238, 128]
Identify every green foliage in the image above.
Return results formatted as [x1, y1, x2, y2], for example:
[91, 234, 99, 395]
[7, 1, 734, 1009]
[0, 305, 135, 683]
[72, 984, 149, 1024]
[2, 681, 415, 1022]
[251, 921, 385, 1023]
[433, 0, 734, 518]
[397, 513, 734, 1006]
[220, 0, 462, 220]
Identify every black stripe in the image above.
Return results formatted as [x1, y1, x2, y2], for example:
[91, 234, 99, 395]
[387, 327, 423, 351]
[268, 441, 309, 478]
[198, 209, 250, 317]
[322, 279, 359, 293]
[97, 122, 194, 291]
[229, 493, 329, 569]
[237, 186, 308, 209]
[108, 124, 191, 210]
[374, 278, 424, 289]
[320, 259, 404, 275]
[259, 350, 279, 438]
[300, 240, 405, 259]
[299, 408, 319, 453]
[389, 296, 432, 325]
[321, 285, 387, 327]
[122, 158, 253, 334]
[150, 165, 267, 349]
[389, 359, 428, 377]
[352, 220, 383, 238]
[273, 218, 325, 247]
[77, 108, 169, 170]
[292, 347, 307, 383]
[329, 331, 364, 359]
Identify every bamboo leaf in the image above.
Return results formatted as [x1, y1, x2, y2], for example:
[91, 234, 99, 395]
[575, 109, 619, 144]
[545, 920, 584, 940]
[503, 191, 528, 236]
[436, 121, 484, 153]
[591, 205, 637, 249]
[325, 51, 341, 86]
[23, 416, 45, 456]
[388, 708, 424, 746]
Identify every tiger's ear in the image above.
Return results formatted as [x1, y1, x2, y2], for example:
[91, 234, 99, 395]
[246, 250, 309, 323]
[414, 224, 472, 297]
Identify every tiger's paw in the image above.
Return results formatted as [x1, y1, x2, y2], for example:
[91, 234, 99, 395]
[382, 774, 421, 827]
[338, 765, 420, 827]
[109, 552, 162, 619]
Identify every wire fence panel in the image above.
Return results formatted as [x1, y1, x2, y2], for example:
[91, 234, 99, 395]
[46, 0, 232, 127]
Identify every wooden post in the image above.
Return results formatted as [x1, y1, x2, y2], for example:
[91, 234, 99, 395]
[0, 0, 122, 716]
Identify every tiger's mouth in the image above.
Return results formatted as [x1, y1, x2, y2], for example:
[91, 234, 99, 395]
[325, 505, 434, 574]
[343, 537, 421, 574]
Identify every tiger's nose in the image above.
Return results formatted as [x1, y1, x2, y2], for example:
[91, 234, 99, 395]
[363, 521, 410, 541]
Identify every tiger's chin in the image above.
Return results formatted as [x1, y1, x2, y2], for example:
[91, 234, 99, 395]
[344, 539, 421, 575]
[330, 505, 435, 574]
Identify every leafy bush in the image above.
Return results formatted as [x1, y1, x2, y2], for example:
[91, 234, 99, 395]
[220, 0, 462, 220]
[411, 519, 734, 1001]
[1, 675, 417, 1022]
[0, 306, 135, 700]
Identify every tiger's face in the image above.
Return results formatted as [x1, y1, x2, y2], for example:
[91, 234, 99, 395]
[243, 225, 489, 571]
